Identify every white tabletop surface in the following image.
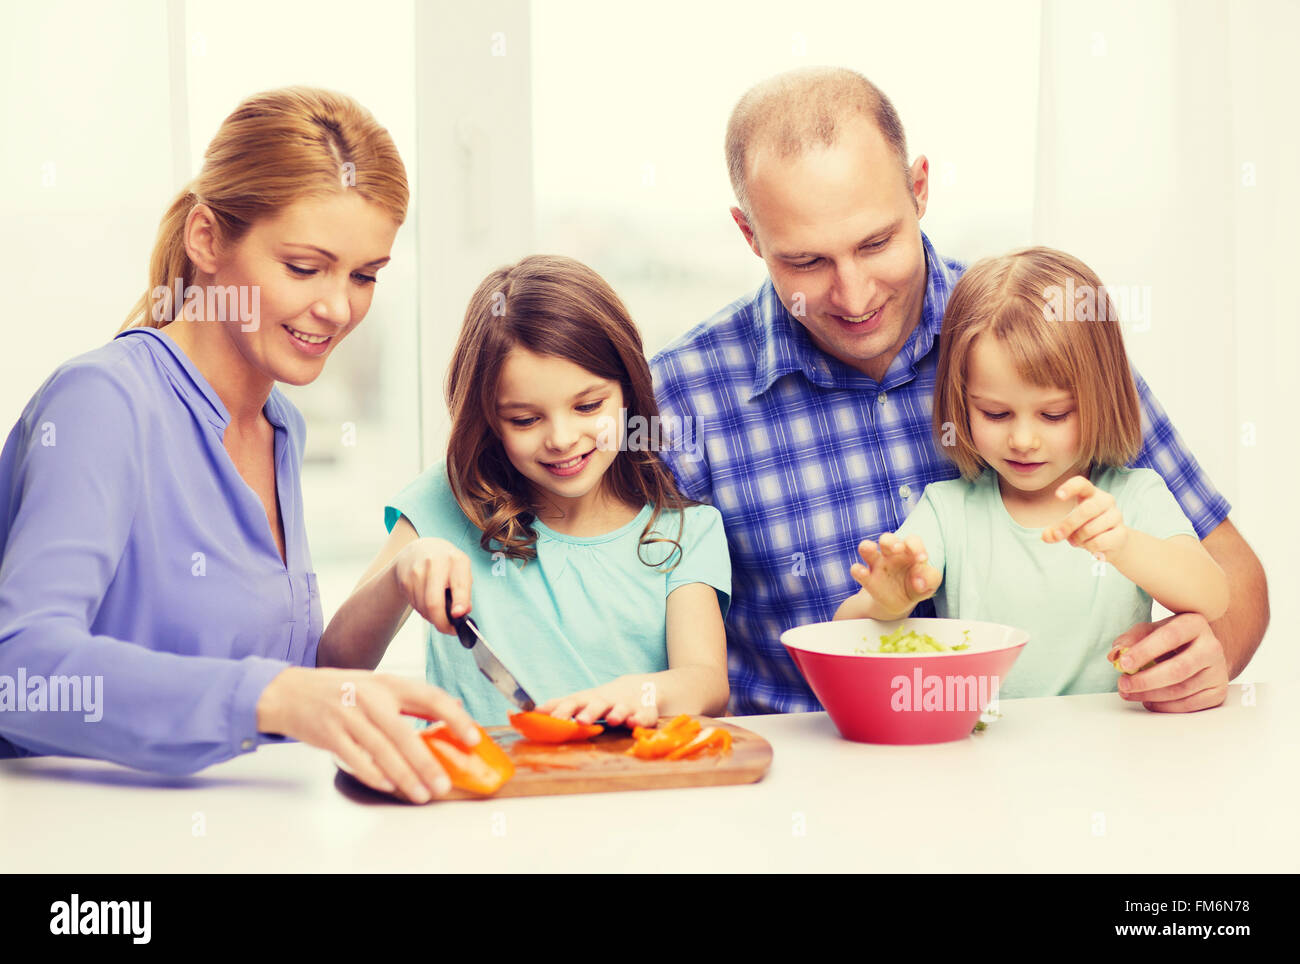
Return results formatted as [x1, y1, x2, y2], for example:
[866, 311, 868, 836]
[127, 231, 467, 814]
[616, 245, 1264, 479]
[2, 682, 1296, 873]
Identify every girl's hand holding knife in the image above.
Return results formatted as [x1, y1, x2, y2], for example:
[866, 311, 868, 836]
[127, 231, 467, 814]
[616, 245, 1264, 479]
[392, 536, 474, 634]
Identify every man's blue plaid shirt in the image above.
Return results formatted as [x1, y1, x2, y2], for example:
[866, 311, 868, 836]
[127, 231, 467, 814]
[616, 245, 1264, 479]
[650, 232, 1232, 715]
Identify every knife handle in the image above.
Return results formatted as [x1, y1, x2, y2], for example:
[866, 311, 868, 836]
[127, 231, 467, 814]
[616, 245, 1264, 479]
[444, 587, 476, 649]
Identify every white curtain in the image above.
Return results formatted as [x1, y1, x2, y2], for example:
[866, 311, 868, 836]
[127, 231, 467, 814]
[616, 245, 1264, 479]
[1033, 0, 1298, 683]
[0, 2, 175, 419]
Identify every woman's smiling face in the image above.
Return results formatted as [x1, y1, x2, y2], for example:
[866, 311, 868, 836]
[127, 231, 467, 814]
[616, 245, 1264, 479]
[185, 191, 400, 386]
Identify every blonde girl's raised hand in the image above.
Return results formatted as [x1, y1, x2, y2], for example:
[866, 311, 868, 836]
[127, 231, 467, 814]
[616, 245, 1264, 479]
[846, 532, 942, 621]
[1042, 475, 1128, 558]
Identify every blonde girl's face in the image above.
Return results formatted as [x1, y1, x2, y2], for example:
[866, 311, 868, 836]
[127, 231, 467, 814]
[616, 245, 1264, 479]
[495, 348, 625, 514]
[188, 191, 400, 387]
[965, 335, 1086, 500]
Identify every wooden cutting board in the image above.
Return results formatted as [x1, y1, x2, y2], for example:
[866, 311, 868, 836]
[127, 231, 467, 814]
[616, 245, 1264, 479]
[336, 716, 773, 802]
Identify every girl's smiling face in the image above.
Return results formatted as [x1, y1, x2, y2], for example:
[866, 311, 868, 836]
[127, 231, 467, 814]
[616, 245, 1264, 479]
[966, 335, 1086, 501]
[186, 191, 399, 387]
[495, 348, 625, 517]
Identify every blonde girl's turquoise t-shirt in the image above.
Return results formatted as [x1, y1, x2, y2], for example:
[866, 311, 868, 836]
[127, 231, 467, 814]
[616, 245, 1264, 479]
[895, 466, 1197, 699]
[384, 461, 732, 725]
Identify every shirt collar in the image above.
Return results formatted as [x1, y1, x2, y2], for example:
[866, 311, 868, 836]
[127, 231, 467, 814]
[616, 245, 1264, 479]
[749, 230, 957, 399]
[114, 327, 287, 432]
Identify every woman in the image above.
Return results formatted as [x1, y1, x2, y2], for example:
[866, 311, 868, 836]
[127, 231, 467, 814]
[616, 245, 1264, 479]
[0, 87, 477, 804]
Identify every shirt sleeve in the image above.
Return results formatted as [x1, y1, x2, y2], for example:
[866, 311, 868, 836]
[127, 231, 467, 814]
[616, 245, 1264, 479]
[1118, 468, 1198, 541]
[664, 505, 732, 619]
[895, 484, 948, 578]
[1130, 366, 1232, 539]
[650, 352, 714, 505]
[0, 364, 292, 775]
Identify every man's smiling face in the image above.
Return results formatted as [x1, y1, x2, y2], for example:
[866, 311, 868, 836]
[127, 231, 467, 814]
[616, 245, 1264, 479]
[733, 115, 930, 383]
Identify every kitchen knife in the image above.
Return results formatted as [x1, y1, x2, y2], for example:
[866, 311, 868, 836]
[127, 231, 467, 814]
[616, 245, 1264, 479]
[443, 588, 536, 712]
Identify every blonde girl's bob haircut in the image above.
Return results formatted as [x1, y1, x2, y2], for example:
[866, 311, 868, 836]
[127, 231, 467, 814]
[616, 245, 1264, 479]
[445, 254, 696, 566]
[120, 86, 408, 332]
[932, 246, 1142, 480]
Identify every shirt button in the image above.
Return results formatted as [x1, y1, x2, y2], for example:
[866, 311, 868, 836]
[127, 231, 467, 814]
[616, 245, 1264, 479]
[241, 739, 253, 751]
[899, 485, 912, 499]
[878, 392, 888, 405]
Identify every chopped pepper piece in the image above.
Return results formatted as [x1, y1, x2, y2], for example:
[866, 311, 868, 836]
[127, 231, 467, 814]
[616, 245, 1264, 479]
[420, 723, 514, 796]
[665, 726, 733, 760]
[508, 711, 604, 743]
[625, 714, 702, 759]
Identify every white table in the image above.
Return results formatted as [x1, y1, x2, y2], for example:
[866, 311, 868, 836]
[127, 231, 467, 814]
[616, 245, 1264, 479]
[2, 683, 1296, 873]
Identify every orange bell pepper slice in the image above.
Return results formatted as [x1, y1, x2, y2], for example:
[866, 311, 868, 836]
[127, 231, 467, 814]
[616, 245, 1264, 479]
[625, 714, 702, 759]
[508, 711, 604, 743]
[665, 726, 733, 760]
[657, 714, 697, 733]
[420, 723, 514, 796]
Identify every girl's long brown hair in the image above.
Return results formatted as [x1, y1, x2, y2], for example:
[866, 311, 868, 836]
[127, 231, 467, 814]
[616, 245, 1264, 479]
[445, 255, 696, 566]
[120, 86, 408, 332]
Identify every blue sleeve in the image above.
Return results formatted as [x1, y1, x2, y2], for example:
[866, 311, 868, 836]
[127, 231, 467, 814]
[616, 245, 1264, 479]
[0, 364, 291, 775]
[1129, 366, 1232, 539]
[650, 351, 715, 505]
[664, 505, 732, 619]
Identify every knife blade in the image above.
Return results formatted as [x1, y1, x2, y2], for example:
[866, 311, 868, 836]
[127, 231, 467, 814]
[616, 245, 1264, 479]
[443, 588, 536, 712]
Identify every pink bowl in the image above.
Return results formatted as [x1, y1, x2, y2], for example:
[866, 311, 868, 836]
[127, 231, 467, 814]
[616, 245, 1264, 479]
[781, 618, 1029, 744]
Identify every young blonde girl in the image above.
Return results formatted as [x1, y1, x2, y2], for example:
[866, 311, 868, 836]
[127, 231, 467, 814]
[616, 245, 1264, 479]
[319, 255, 731, 726]
[835, 247, 1228, 698]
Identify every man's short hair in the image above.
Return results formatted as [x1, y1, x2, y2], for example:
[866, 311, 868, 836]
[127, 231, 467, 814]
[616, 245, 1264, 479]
[725, 67, 911, 218]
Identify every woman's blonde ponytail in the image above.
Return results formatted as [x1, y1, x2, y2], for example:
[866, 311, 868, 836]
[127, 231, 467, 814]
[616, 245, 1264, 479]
[119, 186, 198, 332]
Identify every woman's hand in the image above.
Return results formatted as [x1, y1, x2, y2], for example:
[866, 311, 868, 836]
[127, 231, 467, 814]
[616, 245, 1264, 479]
[392, 537, 472, 635]
[256, 666, 481, 803]
[849, 532, 941, 620]
[538, 676, 659, 729]
[1043, 475, 1128, 559]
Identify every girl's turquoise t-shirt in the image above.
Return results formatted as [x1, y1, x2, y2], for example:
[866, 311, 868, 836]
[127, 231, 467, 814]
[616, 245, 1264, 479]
[896, 466, 1197, 699]
[385, 461, 731, 724]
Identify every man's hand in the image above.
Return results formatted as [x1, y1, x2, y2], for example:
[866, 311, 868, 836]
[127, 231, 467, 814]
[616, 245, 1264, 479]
[1107, 613, 1230, 712]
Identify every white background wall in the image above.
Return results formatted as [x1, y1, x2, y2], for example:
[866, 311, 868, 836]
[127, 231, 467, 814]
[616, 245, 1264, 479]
[2, 0, 1294, 685]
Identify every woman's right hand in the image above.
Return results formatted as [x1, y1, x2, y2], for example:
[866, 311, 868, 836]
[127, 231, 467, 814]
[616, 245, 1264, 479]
[391, 537, 473, 635]
[256, 666, 481, 803]
[850, 532, 941, 620]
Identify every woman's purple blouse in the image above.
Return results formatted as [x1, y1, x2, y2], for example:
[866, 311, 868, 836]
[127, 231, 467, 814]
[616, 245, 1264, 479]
[0, 327, 323, 774]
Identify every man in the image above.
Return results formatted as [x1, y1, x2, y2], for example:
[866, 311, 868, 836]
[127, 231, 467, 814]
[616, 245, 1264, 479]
[650, 66, 1267, 716]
